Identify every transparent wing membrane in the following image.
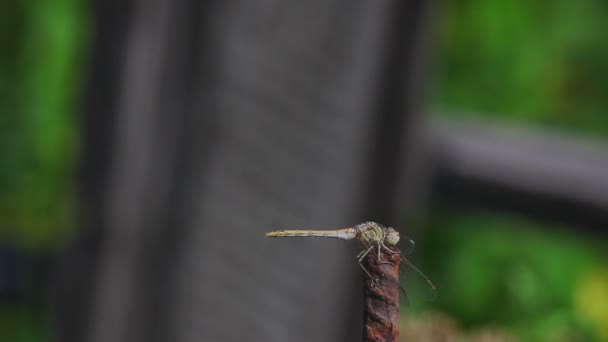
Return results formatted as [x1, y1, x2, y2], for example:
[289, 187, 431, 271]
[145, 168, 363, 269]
[399, 255, 438, 301]
[400, 236, 416, 256]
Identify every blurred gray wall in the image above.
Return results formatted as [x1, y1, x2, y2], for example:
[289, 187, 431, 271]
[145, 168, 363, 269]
[53, 1, 433, 341]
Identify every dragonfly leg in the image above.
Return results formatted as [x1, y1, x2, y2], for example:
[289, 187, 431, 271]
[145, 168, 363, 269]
[378, 243, 397, 266]
[358, 260, 379, 287]
[357, 245, 379, 286]
[355, 244, 372, 260]
[377, 243, 382, 261]
[357, 244, 374, 263]
[382, 242, 398, 255]
[376, 243, 393, 264]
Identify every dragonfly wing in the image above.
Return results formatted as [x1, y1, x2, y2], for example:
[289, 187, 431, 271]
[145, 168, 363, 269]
[399, 255, 437, 301]
[400, 236, 416, 256]
[398, 281, 410, 306]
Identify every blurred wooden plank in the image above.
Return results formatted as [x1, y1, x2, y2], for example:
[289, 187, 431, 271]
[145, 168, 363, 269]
[430, 117, 608, 230]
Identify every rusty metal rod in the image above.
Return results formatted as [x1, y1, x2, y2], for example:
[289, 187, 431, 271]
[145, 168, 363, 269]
[362, 247, 401, 342]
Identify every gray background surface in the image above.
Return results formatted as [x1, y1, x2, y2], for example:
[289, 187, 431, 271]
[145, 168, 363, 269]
[54, 1, 432, 341]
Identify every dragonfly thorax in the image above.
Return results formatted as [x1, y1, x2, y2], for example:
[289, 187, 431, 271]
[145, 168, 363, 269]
[354, 221, 401, 245]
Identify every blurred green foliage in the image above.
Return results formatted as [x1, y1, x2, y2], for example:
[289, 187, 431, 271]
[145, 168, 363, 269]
[421, 1, 608, 341]
[415, 211, 608, 341]
[434, 0, 608, 137]
[0, 0, 86, 340]
[0, 305, 49, 342]
[0, 0, 87, 250]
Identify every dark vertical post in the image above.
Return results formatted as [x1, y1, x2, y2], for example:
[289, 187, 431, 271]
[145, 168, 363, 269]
[362, 249, 401, 342]
[54, 1, 432, 341]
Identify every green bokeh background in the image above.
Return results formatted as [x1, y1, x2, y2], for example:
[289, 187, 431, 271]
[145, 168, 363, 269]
[412, 211, 608, 341]
[1, 0, 608, 341]
[419, 1, 608, 340]
[0, 0, 86, 251]
[435, 0, 608, 137]
[0, 0, 86, 340]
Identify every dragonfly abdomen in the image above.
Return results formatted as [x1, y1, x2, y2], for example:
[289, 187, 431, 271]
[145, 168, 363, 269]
[266, 228, 356, 240]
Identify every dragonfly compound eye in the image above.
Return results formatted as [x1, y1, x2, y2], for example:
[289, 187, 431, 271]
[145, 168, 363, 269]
[385, 228, 400, 245]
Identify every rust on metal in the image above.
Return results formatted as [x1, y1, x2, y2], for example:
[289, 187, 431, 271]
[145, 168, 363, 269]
[362, 247, 401, 342]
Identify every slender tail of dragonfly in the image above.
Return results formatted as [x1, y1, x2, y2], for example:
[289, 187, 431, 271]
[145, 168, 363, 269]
[266, 228, 356, 240]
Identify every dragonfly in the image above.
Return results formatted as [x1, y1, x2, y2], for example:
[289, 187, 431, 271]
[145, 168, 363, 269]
[266, 221, 436, 298]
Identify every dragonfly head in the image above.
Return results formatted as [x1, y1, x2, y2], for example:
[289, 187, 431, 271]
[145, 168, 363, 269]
[385, 227, 400, 245]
